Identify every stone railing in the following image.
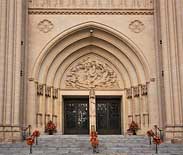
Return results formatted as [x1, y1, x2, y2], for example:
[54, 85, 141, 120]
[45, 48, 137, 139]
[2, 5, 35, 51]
[29, 0, 154, 9]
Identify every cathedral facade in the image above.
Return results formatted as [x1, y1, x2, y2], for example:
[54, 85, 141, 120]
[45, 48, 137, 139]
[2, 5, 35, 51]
[0, 0, 183, 142]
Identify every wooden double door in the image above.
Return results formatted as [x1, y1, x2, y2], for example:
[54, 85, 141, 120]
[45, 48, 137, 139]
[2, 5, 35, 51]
[64, 97, 121, 134]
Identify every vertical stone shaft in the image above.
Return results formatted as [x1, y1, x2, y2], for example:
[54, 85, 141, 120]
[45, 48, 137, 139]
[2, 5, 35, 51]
[89, 88, 96, 132]
[0, 0, 23, 140]
[159, 0, 183, 139]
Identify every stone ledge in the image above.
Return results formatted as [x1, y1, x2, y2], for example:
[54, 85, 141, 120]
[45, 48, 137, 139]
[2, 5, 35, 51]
[171, 138, 183, 144]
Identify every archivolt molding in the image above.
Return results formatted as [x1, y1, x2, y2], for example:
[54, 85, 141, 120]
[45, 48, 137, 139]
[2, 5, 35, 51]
[54, 47, 128, 89]
[44, 40, 137, 89]
[31, 22, 150, 90]
[31, 22, 150, 79]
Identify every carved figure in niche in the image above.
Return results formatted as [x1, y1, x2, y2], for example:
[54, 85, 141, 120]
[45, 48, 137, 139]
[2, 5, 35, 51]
[65, 57, 119, 89]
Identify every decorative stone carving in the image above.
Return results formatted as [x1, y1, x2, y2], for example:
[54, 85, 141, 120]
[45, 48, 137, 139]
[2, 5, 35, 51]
[129, 20, 145, 33]
[133, 86, 139, 97]
[141, 84, 148, 96]
[53, 89, 58, 99]
[37, 19, 54, 33]
[126, 88, 132, 99]
[65, 57, 119, 89]
[45, 86, 51, 97]
[29, 0, 154, 9]
[37, 84, 43, 95]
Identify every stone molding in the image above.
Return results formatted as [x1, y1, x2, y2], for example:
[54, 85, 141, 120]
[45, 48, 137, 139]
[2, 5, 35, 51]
[28, 9, 154, 15]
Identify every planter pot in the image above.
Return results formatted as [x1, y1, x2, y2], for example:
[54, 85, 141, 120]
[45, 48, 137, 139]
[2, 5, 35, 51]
[48, 130, 53, 135]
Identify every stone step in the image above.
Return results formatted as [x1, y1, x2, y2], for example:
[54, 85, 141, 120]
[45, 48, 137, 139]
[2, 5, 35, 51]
[0, 135, 183, 155]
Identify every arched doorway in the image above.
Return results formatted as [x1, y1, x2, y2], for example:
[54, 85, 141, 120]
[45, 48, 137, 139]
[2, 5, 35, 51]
[28, 22, 151, 135]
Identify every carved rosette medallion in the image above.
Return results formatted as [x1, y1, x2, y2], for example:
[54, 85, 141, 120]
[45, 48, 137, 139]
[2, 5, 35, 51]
[37, 19, 54, 33]
[129, 20, 145, 33]
[65, 57, 119, 89]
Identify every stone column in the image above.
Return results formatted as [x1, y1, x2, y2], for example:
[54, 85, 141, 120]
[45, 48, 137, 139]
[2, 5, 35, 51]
[0, 0, 24, 141]
[158, 0, 183, 140]
[89, 88, 96, 132]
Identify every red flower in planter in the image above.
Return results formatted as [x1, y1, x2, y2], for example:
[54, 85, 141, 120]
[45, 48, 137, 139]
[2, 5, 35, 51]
[32, 130, 40, 138]
[153, 136, 162, 145]
[127, 121, 139, 135]
[45, 121, 57, 134]
[90, 131, 99, 147]
[147, 130, 155, 137]
[26, 136, 34, 145]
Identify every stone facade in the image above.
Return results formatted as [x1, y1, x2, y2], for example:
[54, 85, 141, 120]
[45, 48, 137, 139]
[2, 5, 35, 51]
[0, 0, 183, 142]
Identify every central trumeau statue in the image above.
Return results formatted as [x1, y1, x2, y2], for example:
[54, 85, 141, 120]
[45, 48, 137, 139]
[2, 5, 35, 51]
[65, 57, 119, 89]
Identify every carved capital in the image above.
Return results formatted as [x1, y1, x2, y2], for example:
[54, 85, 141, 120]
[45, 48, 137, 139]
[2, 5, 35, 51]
[141, 84, 148, 96]
[133, 86, 139, 97]
[37, 84, 43, 95]
[126, 88, 132, 99]
[53, 88, 58, 99]
[45, 86, 51, 97]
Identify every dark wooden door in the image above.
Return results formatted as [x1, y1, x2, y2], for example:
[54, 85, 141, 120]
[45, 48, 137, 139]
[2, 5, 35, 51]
[64, 97, 89, 134]
[96, 97, 121, 134]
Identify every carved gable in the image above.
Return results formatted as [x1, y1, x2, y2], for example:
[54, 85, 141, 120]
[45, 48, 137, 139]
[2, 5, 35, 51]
[65, 57, 119, 89]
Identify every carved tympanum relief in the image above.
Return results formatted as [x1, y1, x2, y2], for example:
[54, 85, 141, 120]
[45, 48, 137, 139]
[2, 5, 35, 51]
[37, 19, 54, 33]
[65, 57, 119, 89]
[129, 20, 145, 33]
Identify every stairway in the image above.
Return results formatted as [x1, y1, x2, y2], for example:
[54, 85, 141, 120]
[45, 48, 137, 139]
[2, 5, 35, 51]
[0, 135, 183, 155]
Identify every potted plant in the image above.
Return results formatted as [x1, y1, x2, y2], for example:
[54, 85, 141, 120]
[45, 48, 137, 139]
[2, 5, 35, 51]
[45, 120, 57, 135]
[127, 121, 139, 135]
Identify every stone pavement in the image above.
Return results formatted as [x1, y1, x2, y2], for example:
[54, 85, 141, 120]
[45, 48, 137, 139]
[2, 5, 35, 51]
[0, 135, 183, 155]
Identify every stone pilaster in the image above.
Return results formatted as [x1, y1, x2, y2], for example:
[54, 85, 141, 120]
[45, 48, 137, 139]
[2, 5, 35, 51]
[0, 0, 24, 142]
[158, 0, 183, 140]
